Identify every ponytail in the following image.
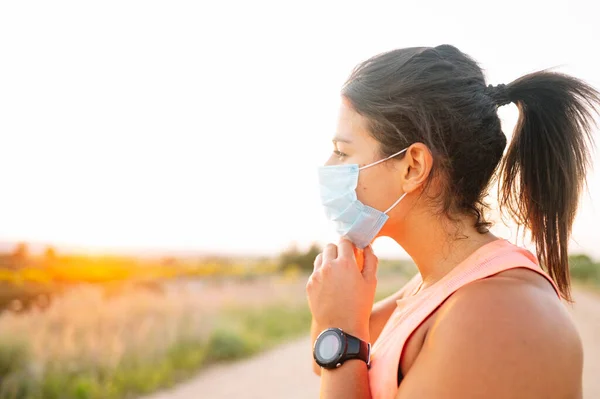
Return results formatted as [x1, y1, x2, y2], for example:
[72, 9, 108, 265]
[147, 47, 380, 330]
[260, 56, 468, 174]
[499, 71, 600, 302]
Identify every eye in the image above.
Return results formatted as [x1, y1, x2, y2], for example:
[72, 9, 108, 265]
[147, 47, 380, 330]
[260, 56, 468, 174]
[333, 150, 347, 159]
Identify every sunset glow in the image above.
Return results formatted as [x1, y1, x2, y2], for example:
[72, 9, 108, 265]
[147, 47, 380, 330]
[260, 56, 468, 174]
[0, 1, 598, 259]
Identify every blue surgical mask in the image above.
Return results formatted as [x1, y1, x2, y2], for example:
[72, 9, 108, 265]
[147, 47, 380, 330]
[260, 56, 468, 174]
[317, 148, 408, 249]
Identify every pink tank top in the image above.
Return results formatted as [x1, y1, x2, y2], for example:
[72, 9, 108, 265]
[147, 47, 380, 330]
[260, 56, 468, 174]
[368, 239, 560, 399]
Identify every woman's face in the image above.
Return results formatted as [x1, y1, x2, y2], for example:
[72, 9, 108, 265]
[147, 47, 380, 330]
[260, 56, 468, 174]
[326, 97, 407, 225]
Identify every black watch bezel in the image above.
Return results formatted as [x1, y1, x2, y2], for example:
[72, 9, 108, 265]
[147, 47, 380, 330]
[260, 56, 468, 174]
[313, 327, 371, 369]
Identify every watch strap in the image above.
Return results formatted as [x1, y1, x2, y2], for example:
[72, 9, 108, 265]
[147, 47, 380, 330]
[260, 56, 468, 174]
[344, 332, 371, 368]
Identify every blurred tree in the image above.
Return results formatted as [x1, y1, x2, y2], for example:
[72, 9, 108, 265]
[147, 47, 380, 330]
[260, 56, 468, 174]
[12, 242, 29, 260]
[278, 242, 322, 273]
[303, 243, 322, 271]
[12, 242, 29, 268]
[44, 246, 57, 261]
[161, 257, 177, 266]
[8, 242, 29, 269]
[278, 243, 300, 272]
[569, 254, 593, 265]
[39, 245, 58, 270]
[569, 254, 600, 283]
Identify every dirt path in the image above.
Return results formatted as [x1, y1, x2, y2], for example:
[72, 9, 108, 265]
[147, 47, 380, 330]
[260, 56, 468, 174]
[572, 288, 600, 399]
[143, 288, 600, 399]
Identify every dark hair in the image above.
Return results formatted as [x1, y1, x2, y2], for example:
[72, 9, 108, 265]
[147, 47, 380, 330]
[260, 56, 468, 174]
[342, 44, 600, 302]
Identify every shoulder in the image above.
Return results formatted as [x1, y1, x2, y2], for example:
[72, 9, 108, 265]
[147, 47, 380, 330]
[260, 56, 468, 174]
[397, 269, 583, 398]
[434, 269, 581, 347]
[435, 268, 574, 337]
[435, 267, 568, 330]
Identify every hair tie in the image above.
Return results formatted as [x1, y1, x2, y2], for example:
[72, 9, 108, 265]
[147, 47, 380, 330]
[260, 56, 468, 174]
[484, 83, 512, 107]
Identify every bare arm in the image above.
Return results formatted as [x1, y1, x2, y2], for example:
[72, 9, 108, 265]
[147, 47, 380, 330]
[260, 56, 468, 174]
[311, 273, 421, 376]
[320, 359, 371, 398]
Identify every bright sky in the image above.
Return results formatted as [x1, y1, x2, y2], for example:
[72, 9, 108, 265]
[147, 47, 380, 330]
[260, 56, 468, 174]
[0, 0, 598, 259]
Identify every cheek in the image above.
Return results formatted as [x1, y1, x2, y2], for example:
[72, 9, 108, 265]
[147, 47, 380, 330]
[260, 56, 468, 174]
[355, 182, 370, 204]
[356, 170, 399, 209]
[356, 173, 382, 207]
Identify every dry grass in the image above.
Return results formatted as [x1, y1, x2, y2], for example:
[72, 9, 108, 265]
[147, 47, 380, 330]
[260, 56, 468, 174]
[2, 277, 305, 365]
[0, 275, 314, 398]
[0, 270, 410, 399]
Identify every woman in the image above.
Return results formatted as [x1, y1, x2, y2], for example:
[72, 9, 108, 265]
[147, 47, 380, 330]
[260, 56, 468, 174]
[306, 44, 600, 398]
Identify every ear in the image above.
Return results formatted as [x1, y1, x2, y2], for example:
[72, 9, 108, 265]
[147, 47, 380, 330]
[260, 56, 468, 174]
[399, 143, 433, 194]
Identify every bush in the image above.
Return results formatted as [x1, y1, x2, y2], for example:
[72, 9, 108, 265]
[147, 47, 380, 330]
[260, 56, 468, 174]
[204, 305, 312, 363]
[569, 254, 600, 283]
[279, 243, 321, 273]
[0, 342, 31, 399]
[0, 341, 27, 377]
[241, 305, 312, 344]
[205, 329, 258, 362]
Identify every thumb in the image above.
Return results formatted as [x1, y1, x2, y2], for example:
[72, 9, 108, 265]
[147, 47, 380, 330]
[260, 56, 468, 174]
[361, 245, 378, 281]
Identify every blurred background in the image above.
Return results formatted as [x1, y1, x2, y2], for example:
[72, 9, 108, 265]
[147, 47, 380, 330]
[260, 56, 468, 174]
[0, 1, 599, 398]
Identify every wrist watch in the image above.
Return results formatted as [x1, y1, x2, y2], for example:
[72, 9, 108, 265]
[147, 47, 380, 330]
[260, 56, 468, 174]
[313, 327, 371, 369]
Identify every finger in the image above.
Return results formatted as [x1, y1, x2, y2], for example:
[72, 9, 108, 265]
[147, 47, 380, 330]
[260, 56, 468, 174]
[313, 253, 323, 271]
[361, 245, 379, 281]
[322, 243, 338, 265]
[337, 238, 355, 260]
[353, 247, 365, 272]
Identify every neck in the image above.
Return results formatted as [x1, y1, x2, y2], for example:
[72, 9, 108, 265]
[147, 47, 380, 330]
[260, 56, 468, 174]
[385, 209, 499, 287]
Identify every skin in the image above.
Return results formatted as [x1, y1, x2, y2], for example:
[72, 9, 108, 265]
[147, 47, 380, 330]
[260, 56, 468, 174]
[306, 97, 584, 398]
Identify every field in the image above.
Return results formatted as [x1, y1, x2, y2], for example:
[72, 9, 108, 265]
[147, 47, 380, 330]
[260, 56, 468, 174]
[0, 244, 415, 399]
[0, 243, 598, 399]
[0, 277, 308, 399]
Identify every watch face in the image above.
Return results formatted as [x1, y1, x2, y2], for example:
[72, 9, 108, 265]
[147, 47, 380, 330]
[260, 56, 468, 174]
[315, 329, 343, 365]
[319, 333, 341, 361]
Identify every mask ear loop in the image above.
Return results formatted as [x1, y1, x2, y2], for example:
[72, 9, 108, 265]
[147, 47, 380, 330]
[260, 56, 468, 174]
[384, 192, 407, 214]
[357, 147, 409, 213]
[358, 148, 408, 171]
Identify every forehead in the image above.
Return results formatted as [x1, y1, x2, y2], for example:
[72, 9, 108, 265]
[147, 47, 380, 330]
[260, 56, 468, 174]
[334, 97, 374, 145]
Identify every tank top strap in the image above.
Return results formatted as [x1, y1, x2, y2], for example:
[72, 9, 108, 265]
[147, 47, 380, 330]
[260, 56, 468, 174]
[435, 239, 561, 299]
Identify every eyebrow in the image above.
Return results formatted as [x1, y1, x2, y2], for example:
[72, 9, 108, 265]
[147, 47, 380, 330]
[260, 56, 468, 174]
[332, 136, 353, 144]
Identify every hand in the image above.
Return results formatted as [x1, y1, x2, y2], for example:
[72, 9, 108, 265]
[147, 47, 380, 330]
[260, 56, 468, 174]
[306, 238, 378, 342]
